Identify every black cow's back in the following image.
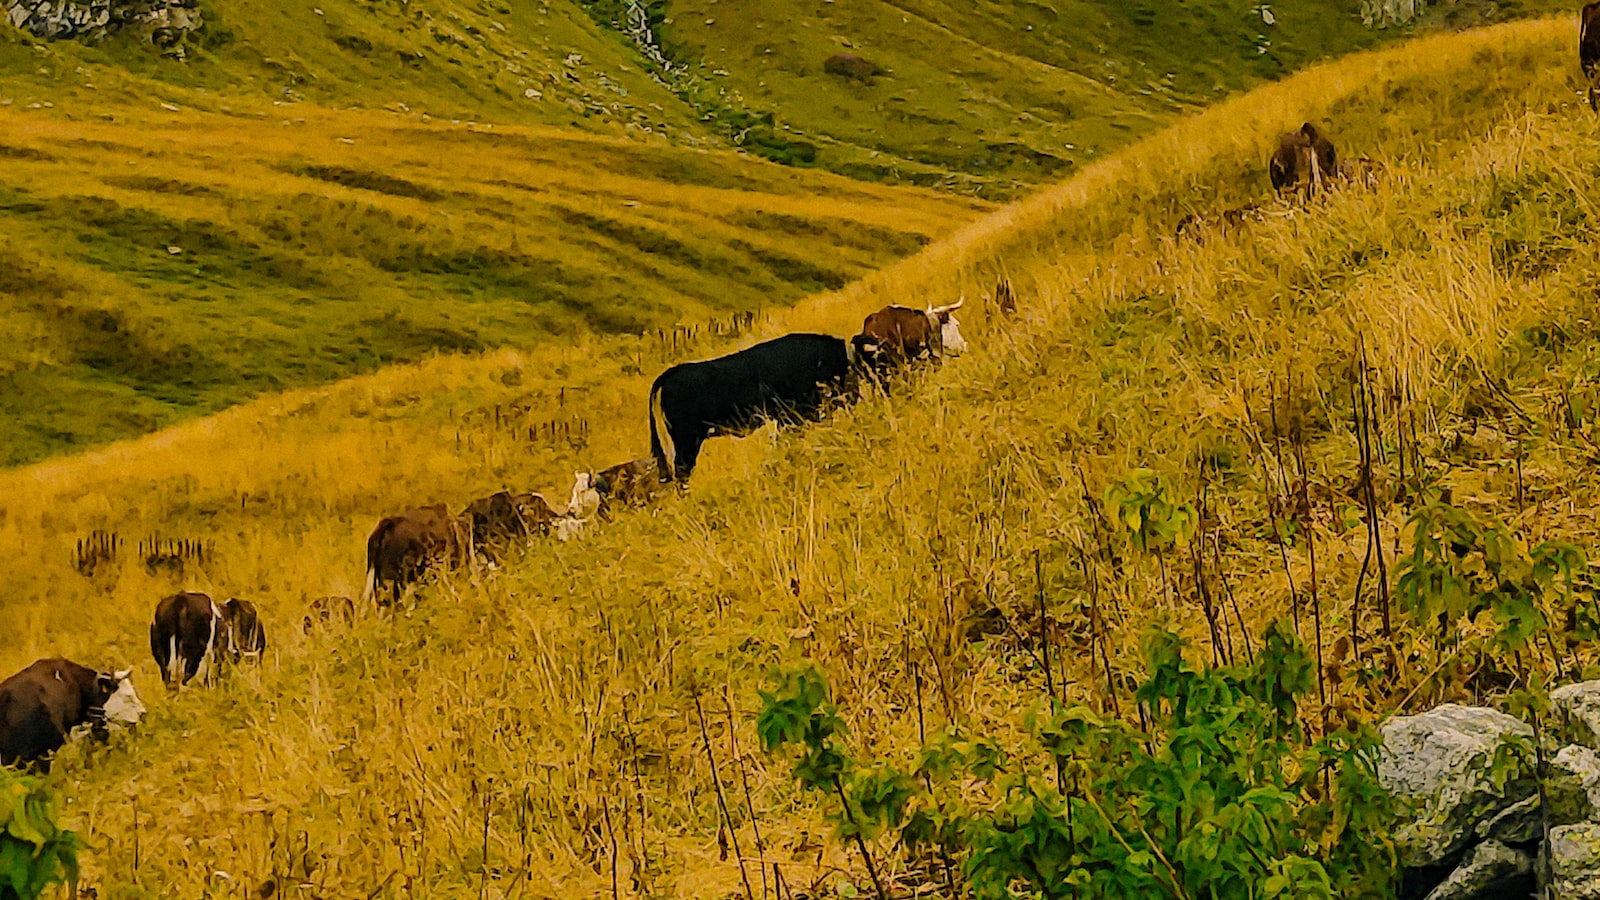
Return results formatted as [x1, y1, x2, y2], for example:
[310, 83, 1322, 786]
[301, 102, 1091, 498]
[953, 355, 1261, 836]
[0, 658, 103, 767]
[650, 333, 852, 480]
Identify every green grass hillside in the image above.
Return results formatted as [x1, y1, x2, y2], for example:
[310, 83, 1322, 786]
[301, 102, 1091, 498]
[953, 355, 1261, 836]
[0, 0, 1572, 468]
[2, 16, 1596, 897]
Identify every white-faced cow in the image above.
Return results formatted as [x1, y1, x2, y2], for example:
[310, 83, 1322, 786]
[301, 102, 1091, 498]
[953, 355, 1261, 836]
[860, 302, 967, 366]
[1583, 2, 1600, 111]
[363, 504, 474, 603]
[1269, 123, 1337, 194]
[149, 592, 267, 689]
[0, 658, 142, 770]
[649, 332, 873, 482]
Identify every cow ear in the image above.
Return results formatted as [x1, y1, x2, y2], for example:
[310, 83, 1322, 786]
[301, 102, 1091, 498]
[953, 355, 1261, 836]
[96, 672, 119, 694]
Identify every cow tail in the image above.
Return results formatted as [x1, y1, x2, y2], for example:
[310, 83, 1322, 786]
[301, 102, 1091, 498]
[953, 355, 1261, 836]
[649, 381, 676, 482]
[166, 635, 180, 688]
[363, 520, 389, 602]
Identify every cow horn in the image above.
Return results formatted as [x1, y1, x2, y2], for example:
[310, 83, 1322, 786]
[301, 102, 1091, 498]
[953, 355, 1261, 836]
[112, 668, 132, 682]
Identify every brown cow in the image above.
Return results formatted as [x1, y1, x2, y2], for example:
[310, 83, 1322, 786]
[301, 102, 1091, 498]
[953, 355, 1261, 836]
[363, 504, 473, 603]
[1269, 123, 1336, 194]
[461, 490, 560, 561]
[0, 659, 141, 770]
[1583, 2, 1600, 111]
[591, 458, 662, 515]
[824, 52, 886, 83]
[150, 592, 267, 689]
[302, 595, 357, 633]
[860, 302, 967, 366]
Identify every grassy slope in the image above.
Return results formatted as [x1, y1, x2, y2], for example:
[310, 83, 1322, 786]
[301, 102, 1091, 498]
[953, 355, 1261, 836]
[0, 104, 985, 466]
[0, 0, 1569, 467]
[0, 15, 1594, 896]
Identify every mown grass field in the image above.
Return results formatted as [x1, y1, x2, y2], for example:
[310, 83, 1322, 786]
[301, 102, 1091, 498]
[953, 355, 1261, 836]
[0, 103, 987, 466]
[3, 15, 1599, 897]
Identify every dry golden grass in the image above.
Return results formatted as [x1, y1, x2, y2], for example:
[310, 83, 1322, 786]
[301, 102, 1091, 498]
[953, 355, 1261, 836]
[4, 15, 1598, 898]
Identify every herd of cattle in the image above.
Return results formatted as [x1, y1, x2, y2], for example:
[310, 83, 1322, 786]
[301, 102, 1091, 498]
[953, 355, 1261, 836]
[8, 15, 1600, 772]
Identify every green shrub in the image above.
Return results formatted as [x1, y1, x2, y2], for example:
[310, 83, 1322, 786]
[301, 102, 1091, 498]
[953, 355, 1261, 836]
[759, 624, 1398, 899]
[0, 770, 81, 900]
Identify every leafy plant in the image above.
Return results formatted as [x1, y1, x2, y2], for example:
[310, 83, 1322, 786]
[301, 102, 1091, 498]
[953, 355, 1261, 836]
[1395, 495, 1585, 654]
[1103, 469, 1198, 555]
[758, 624, 1398, 899]
[0, 770, 81, 900]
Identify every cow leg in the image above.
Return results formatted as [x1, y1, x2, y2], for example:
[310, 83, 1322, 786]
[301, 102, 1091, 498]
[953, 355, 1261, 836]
[676, 429, 708, 480]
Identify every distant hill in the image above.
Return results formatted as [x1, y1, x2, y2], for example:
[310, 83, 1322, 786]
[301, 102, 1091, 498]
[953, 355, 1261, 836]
[0, 0, 1567, 197]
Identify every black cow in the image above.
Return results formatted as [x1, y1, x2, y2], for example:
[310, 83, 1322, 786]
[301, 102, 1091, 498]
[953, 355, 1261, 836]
[150, 592, 267, 689]
[0, 659, 140, 770]
[649, 333, 874, 482]
[1584, 2, 1600, 111]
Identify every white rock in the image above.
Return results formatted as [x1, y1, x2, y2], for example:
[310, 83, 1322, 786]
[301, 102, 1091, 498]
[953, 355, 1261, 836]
[1552, 823, 1600, 899]
[1377, 704, 1535, 869]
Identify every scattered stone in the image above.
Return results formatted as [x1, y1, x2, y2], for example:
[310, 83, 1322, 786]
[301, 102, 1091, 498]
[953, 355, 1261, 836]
[1551, 822, 1600, 899]
[1422, 839, 1532, 900]
[1553, 681, 1600, 751]
[1377, 704, 1536, 868]
[4, 0, 202, 51]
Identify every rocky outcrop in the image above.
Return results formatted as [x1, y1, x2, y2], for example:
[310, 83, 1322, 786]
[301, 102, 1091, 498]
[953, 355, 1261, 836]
[1382, 693, 1600, 900]
[1378, 704, 1536, 869]
[1361, 0, 1430, 27]
[4, 0, 201, 56]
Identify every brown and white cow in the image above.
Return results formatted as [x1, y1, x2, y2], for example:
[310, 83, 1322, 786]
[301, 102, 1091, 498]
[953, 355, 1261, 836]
[302, 594, 357, 633]
[150, 592, 268, 689]
[1269, 123, 1337, 195]
[1583, 2, 1600, 111]
[859, 302, 967, 366]
[590, 458, 662, 515]
[0, 658, 142, 769]
[363, 504, 474, 603]
[461, 490, 561, 562]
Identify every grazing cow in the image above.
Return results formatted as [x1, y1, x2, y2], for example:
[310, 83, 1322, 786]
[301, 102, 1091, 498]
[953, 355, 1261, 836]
[1269, 123, 1337, 194]
[860, 302, 967, 366]
[0, 659, 141, 770]
[649, 333, 873, 482]
[363, 504, 474, 603]
[302, 594, 357, 633]
[591, 458, 662, 515]
[1585, 2, 1600, 111]
[149, 592, 268, 689]
[461, 491, 560, 561]
[993, 278, 1017, 317]
[824, 52, 886, 83]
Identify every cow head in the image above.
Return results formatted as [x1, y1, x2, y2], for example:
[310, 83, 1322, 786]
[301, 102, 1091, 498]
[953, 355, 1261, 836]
[568, 472, 602, 519]
[98, 669, 145, 729]
[928, 301, 967, 356]
[848, 333, 882, 370]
